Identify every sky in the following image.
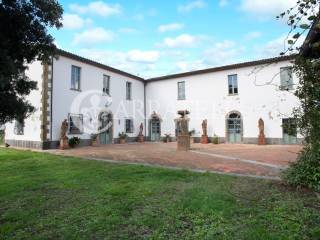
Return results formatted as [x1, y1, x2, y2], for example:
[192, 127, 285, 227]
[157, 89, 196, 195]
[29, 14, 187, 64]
[51, 0, 301, 78]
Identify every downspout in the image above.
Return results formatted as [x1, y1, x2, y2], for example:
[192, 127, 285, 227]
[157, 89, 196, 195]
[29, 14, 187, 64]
[144, 81, 147, 137]
[50, 56, 53, 141]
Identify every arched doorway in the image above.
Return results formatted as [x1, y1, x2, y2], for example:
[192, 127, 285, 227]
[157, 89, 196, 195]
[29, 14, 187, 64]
[226, 111, 242, 143]
[99, 111, 113, 144]
[150, 113, 161, 142]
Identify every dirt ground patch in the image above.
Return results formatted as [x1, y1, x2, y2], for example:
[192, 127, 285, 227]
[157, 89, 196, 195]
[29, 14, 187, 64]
[48, 143, 302, 178]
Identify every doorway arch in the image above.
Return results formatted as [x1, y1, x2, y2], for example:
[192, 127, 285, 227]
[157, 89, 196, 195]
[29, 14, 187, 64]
[149, 112, 161, 142]
[226, 111, 243, 143]
[99, 111, 113, 144]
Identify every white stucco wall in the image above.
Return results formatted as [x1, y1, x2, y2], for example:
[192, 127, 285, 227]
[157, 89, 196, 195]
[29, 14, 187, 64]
[51, 55, 145, 141]
[145, 60, 301, 141]
[5, 61, 43, 142]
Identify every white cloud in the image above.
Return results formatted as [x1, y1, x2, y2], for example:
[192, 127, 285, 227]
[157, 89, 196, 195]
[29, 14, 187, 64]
[244, 31, 262, 41]
[163, 34, 198, 48]
[72, 27, 114, 46]
[70, 1, 121, 17]
[127, 50, 160, 63]
[176, 60, 208, 72]
[158, 23, 184, 33]
[62, 14, 91, 29]
[178, 0, 206, 13]
[202, 40, 245, 65]
[219, 0, 228, 7]
[240, 0, 296, 18]
[256, 34, 305, 57]
[77, 48, 160, 77]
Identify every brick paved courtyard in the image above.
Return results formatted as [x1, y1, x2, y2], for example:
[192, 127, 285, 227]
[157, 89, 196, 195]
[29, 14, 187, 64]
[49, 143, 302, 179]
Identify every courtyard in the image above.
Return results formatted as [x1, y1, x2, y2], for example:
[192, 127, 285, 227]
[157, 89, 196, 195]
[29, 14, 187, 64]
[49, 143, 302, 179]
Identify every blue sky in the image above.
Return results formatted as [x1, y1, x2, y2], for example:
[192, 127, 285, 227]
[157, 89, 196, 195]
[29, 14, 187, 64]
[51, 0, 299, 78]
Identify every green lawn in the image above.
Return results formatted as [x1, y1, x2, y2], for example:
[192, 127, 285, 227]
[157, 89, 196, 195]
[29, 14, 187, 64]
[0, 149, 319, 240]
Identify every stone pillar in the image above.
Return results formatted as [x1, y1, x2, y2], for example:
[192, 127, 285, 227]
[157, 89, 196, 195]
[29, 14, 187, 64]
[175, 110, 190, 151]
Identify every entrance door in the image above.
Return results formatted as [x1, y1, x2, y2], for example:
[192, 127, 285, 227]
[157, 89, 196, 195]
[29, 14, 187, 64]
[150, 118, 161, 141]
[99, 112, 113, 144]
[282, 118, 297, 144]
[227, 112, 242, 143]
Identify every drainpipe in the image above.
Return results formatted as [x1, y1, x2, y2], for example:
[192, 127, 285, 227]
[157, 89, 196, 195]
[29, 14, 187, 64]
[50, 56, 53, 141]
[144, 81, 147, 137]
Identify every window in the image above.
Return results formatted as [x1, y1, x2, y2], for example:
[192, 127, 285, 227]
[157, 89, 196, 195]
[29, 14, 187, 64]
[280, 67, 293, 90]
[14, 120, 24, 135]
[228, 74, 238, 95]
[68, 114, 83, 134]
[126, 82, 132, 100]
[71, 65, 81, 90]
[177, 81, 185, 100]
[125, 119, 134, 133]
[282, 118, 297, 144]
[103, 75, 110, 95]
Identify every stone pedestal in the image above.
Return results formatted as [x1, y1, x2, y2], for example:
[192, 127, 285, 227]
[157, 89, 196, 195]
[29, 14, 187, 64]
[258, 134, 266, 145]
[177, 135, 190, 151]
[201, 135, 209, 144]
[59, 137, 69, 150]
[138, 135, 144, 143]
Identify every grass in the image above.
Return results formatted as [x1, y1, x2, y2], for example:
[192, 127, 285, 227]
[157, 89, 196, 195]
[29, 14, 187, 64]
[0, 148, 319, 240]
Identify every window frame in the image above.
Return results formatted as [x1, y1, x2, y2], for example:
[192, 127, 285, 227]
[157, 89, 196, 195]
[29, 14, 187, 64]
[125, 118, 134, 133]
[71, 65, 81, 91]
[68, 113, 83, 135]
[126, 81, 132, 100]
[228, 74, 238, 95]
[280, 67, 294, 91]
[103, 74, 111, 95]
[177, 81, 186, 100]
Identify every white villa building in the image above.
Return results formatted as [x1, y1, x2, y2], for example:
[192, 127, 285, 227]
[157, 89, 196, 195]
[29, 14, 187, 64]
[4, 49, 302, 149]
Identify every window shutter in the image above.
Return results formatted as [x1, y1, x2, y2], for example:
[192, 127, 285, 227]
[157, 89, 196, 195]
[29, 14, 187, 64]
[280, 67, 293, 90]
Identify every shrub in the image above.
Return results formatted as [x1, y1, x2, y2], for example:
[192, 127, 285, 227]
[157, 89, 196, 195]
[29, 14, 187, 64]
[69, 137, 80, 148]
[118, 132, 127, 139]
[283, 145, 320, 192]
[163, 134, 171, 143]
[212, 134, 219, 144]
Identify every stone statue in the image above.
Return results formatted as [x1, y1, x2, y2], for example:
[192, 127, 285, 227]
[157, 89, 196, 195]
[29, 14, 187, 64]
[60, 119, 68, 139]
[202, 119, 208, 136]
[139, 123, 143, 136]
[258, 118, 266, 145]
[138, 122, 144, 142]
[175, 110, 190, 151]
[201, 119, 209, 144]
[258, 118, 264, 136]
[60, 119, 69, 149]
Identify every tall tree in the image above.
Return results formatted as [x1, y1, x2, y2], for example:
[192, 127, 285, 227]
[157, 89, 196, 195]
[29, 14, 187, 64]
[0, 0, 63, 124]
[278, 0, 320, 191]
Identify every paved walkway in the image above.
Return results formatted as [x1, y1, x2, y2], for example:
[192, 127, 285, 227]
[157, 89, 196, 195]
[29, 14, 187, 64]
[48, 143, 302, 179]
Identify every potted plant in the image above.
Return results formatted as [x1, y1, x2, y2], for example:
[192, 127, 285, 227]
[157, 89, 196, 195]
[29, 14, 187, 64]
[91, 133, 99, 147]
[212, 134, 219, 144]
[69, 137, 80, 148]
[163, 134, 171, 143]
[118, 132, 127, 144]
[189, 129, 196, 143]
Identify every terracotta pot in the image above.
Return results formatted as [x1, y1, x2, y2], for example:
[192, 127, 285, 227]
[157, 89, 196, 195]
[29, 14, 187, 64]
[119, 138, 126, 144]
